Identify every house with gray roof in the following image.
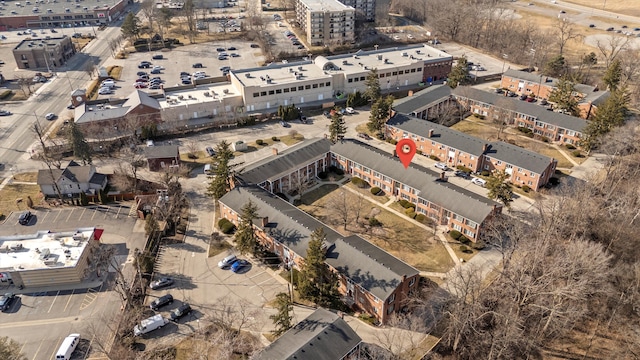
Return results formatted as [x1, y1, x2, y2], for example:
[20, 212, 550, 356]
[385, 113, 557, 191]
[219, 186, 420, 324]
[143, 145, 180, 172]
[500, 69, 609, 119]
[393, 84, 457, 122]
[253, 308, 362, 360]
[37, 160, 107, 197]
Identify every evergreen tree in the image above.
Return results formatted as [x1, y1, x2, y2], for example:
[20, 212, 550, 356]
[206, 140, 234, 200]
[298, 228, 339, 307]
[363, 68, 381, 102]
[329, 109, 346, 143]
[581, 88, 629, 151]
[486, 170, 513, 208]
[367, 95, 394, 134]
[543, 54, 568, 77]
[602, 59, 622, 91]
[548, 77, 580, 117]
[234, 200, 259, 255]
[121, 12, 141, 40]
[447, 56, 469, 89]
[0, 336, 27, 360]
[270, 292, 293, 337]
[67, 120, 92, 165]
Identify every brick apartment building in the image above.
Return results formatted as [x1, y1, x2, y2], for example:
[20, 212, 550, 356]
[385, 113, 557, 191]
[219, 186, 420, 324]
[234, 138, 502, 241]
[13, 36, 75, 70]
[500, 69, 610, 119]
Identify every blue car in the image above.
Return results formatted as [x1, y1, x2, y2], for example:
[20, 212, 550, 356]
[231, 259, 249, 273]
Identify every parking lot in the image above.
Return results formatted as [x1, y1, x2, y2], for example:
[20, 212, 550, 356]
[99, 41, 266, 99]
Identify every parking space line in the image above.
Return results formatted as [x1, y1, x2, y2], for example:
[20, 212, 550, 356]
[78, 207, 86, 220]
[52, 210, 63, 223]
[65, 209, 75, 222]
[63, 289, 75, 312]
[47, 290, 60, 313]
[48, 337, 64, 360]
[115, 206, 122, 219]
[80, 288, 98, 311]
[30, 339, 45, 360]
[103, 207, 109, 219]
[248, 271, 267, 280]
[39, 210, 51, 222]
[91, 209, 98, 220]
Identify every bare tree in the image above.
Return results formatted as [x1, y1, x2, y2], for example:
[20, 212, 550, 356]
[31, 122, 64, 200]
[553, 17, 581, 56]
[325, 188, 353, 230]
[140, 0, 157, 35]
[15, 74, 34, 97]
[183, 0, 197, 43]
[596, 34, 631, 69]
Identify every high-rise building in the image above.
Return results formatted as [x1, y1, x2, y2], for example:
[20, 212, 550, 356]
[295, 0, 355, 46]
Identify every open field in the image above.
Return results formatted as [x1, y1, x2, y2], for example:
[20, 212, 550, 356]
[564, 0, 640, 17]
[0, 183, 42, 219]
[299, 185, 455, 273]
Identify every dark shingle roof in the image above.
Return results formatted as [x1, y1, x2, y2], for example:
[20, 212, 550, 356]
[254, 308, 361, 360]
[238, 138, 332, 185]
[219, 186, 418, 299]
[485, 142, 555, 175]
[36, 162, 100, 186]
[144, 145, 179, 159]
[386, 113, 488, 156]
[393, 85, 453, 115]
[330, 139, 500, 224]
[452, 87, 587, 133]
[123, 90, 161, 110]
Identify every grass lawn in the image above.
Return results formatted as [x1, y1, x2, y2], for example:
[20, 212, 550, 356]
[208, 241, 232, 258]
[344, 182, 390, 204]
[451, 117, 499, 140]
[299, 184, 339, 205]
[450, 242, 480, 263]
[247, 134, 305, 148]
[298, 188, 454, 273]
[0, 183, 42, 219]
[13, 171, 38, 182]
[107, 65, 123, 80]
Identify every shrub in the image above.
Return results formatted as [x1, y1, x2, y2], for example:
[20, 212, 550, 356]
[565, 143, 576, 150]
[460, 245, 469, 252]
[256, 139, 264, 145]
[456, 165, 472, 173]
[416, 150, 423, 155]
[481, 170, 490, 177]
[548, 177, 560, 186]
[459, 235, 470, 245]
[572, 150, 582, 157]
[522, 185, 531, 193]
[405, 210, 417, 219]
[0, 90, 12, 99]
[328, 165, 338, 173]
[449, 230, 462, 240]
[415, 213, 426, 223]
[368, 217, 382, 227]
[334, 167, 344, 176]
[218, 218, 235, 234]
[541, 137, 550, 143]
[370, 187, 381, 195]
[351, 176, 365, 187]
[429, 155, 440, 161]
[272, 136, 280, 141]
[79, 192, 89, 206]
[398, 199, 413, 208]
[517, 126, 533, 135]
[471, 240, 486, 250]
[318, 171, 328, 180]
[388, 139, 398, 145]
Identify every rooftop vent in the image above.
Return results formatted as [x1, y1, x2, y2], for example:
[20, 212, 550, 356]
[401, 52, 408, 57]
[342, 60, 348, 65]
[203, 92, 210, 97]
[266, 78, 272, 84]
[298, 66, 303, 71]
[377, 54, 382, 60]
[353, 55, 359, 59]
[245, 73, 251, 78]
[223, 89, 229, 94]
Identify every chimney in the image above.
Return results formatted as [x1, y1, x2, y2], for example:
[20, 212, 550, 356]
[439, 172, 446, 181]
[272, 148, 279, 156]
[402, 274, 407, 281]
[482, 144, 488, 152]
[408, 90, 414, 97]
[428, 129, 434, 138]
[389, 109, 397, 118]
[261, 216, 269, 227]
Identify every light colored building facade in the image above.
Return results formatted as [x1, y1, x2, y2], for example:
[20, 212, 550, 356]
[339, 0, 375, 21]
[13, 36, 76, 70]
[0, 228, 100, 288]
[295, 0, 355, 46]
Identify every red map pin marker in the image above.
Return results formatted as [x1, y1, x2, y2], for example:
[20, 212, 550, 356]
[396, 138, 416, 169]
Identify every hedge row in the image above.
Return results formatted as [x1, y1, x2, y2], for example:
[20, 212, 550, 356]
[351, 176, 367, 188]
[218, 218, 235, 234]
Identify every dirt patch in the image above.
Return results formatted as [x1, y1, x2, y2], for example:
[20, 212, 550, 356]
[0, 183, 43, 218]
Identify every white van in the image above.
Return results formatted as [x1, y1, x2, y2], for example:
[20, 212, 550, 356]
[204, 164, 212, 175]
[55, 333, 80, 360]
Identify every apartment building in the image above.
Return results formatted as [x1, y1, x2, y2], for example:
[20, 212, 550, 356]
[385, 113, 557, 191]
[234, 138, 501, 240]
[339, 0, 375, 21]
[295, 0, 355, 46]
[13, 36, 75, 70]
[500, 69, 610, 119]
[219, 186, 420, 324]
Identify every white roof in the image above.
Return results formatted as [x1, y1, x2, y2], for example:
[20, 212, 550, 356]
[0, 228, 94, 271]
[159, 83, 240, 109]
[297, 0, 353, 11]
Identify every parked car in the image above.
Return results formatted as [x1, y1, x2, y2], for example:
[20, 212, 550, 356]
[152, 65, 163, 71]
[98, 88, 112, 95]
[218, 254, 237, 269]
[152, 54, 163, 60]
[434, 162, 449, 171]
[540, 99, 548, 105]
[323, 111, 331, 118]
[134, 314, 169, 336]
[205, 147, 216, 156]
[137, 71, 148, 76]
[149, 277, 173, 290]
[170, 303, 192, 321]
[526, 97, 536, 103]
[0, 293, 16, 312]
[454, 170, 471, 179]
[299, 115, 307, 123]
[589, 24, 595, 28]
[250, 43, 259, 48]
[138, 61, 152, 68]
[227, 46, 237, 50]
[192, 63, 203, 68]
[0, 110, 12, 116]
[471, 177, 487, 187]
[150, 68, 162, 74]
[181, 79, 192, 85]
[231, 259, 250, 273]
[494, 88, 504, 94]
[149, 84, 162, 90]
[279, 121, 290, 128]
[507, 91, 517, 97]
[18, 211, 32, 225]
[134, 83, 148, 89]
[150, 294, 173, 310]
[45, 113, 57, 120]
[345, 107, 355, 114]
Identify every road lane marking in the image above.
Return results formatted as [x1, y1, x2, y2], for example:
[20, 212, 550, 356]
[115, 205, 122, 219]
[48, 337, 64, 360]
[63, 289, 75, 312]
[65, 209, 75, 222]
[31, 339, 45, 360]
[47, 290, 60, 313]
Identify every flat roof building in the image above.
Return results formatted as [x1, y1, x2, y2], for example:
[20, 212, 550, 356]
[295, 0, 355, 46]
[13, 36, 75, 70]
[0, 228, 99, 288]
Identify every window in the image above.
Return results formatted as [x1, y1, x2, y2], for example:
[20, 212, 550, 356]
[291, 87, 297, 92]
[348, 78, 353, 83]
[388, 293, 395, 304]
[312, 84, 318, 88]
[409, 277, 416, 286]
[398, 70, 404, 75]
[284, 88, 289, 93]
[276, 89, 282, 94]
[268, 90, 275, 95]
[380, 73, 385, 78]
[21, 55, 27, 60]
[417, 67, 422, 72]
[252, 92, 259, 97]
[360, 76, 365, 81]
[319, 83, 324, 87]
[298, 86, 304, 91]
[305, 85, 311, 89]
[410, 68, 416, 73]
[386, 73, 391, 77]
[326, 82, 330, 86]
[392, 71, 398, 76]
[260, 91, 266, 96]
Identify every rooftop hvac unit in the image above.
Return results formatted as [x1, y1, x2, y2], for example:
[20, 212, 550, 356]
[298, 66, 303, 71]
[377, 54, 383, 60]
[245, 73, 251, 78]
[416, 50, 421, 54]
[384, 58, 389, 64]
[266, 78, 272, 84]
[203, 92, 210, 97]
[342, 60, 348, 65]
[223, 89, 229, 94]
[402, 52, 408, 57]
[353, 55, 359, 59]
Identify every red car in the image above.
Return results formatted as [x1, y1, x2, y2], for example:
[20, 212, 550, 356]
[134, 82, 148, 89]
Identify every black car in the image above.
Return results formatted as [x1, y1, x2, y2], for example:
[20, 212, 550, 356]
[138, 61, 152, 69]
[227, 46, 236, 50]
[0, 293, 16, 312]
[137, 71, 148, 76]
[454, 170, 471, 180]
[216, 47, 226, 52]
[170, 303, 192, 321]
[150, 294, 173, 310]
[494, 88, 503, 94]
[18, 211, 32, 225]
[299, 115, 307, 123]
[507, 91, 517, 97]
[519, 94, 528, 101]
[180, 71, 191, 77]
[250, 43, 260, 48]
[150, 277, 174, 290]
[192, 63, 203, 68]
[152, 54, 164, 60]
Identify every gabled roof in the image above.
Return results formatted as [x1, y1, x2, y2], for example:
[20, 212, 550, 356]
[122, 90, 161, 110]
[237, 138, 332, 185]
[485, 141, 555, 175]
[144, 145, 179, 159]
[330, 139, 500, 224]
[254, 308, 361, 360]
[74, 105, 129, 125]
[393, 84, 453, 115]
[451, 87, 587, 133]
[219, 186, 419, 300]
[386, 113, 488, 157]
[37, 162, 98, 186]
